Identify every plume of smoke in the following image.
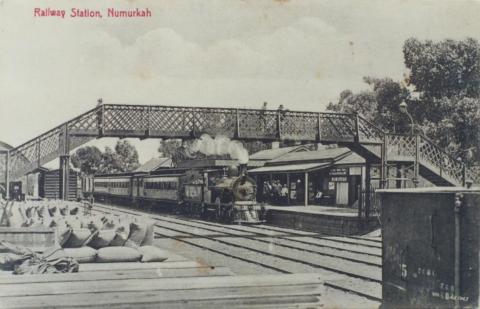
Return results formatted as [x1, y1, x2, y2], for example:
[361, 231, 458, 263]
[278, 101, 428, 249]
[191, 134, 249, 164]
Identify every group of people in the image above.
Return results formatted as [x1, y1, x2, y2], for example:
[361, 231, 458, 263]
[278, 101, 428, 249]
[261, 180, 291, 205]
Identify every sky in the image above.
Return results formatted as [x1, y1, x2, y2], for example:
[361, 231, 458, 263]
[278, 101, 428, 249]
[1, 0, 480, 165]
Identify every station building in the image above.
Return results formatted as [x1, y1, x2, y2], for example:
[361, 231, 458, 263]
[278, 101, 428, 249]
[248, 145, 366, 207]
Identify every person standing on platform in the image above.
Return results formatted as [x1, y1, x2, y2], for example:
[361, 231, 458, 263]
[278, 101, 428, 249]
[281, 184, 289, 205]
[273, 181, 282, 205]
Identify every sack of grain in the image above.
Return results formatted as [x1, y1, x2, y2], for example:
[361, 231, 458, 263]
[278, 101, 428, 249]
[56, 224, 72, 247]
[65, 217, 82, 229]
[127, 222, 147, 246]
[47, 205, 57, 217]
[7, 205, 26, 228]
[96, 246, 142, 263]
[109, 231, 128, 247]
[63, 229, 98, 248]
[89, 229, 116, 249]
[44, 246, 97, 263]
[69, 206, 79, 216]
[141, 219, 154, 246]
[138, 246, 168, 263]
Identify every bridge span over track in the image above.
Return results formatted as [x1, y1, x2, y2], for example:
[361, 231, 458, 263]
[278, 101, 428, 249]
[1, 103, 478, 202]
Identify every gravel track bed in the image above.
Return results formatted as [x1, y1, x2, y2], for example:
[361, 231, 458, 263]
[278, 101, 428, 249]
[154, 216, 381, 266]
[320, 236, 382, 248]
[283, 236, 381, 256]
[215, 236, 381, 281]
[154, 225, 381, 302]
[153, 237, 279, 275]
[154, 225, 323, 275]
[153, 219, 381, 282]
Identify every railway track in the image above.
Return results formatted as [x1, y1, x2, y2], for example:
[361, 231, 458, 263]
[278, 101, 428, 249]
[92, 202, 382, 304]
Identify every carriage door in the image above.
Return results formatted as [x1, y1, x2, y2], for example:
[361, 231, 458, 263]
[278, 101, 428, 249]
[136, 177, 140, 197]
[130, 178, 135, 198]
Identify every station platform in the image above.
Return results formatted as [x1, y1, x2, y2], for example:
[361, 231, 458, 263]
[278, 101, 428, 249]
[265, 205, 379, 236]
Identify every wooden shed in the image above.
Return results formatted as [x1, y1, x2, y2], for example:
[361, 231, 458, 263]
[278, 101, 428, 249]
[41, 169, 80, 200]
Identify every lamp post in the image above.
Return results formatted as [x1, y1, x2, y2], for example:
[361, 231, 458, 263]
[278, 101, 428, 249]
[399, 101, 419, 187]
[399, 101, 414, 135]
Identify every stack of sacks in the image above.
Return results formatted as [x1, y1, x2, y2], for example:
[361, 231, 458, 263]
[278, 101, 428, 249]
[4, 200, 166, 263]
[3, 200, 83, 228]
[44, 214, 166, 263]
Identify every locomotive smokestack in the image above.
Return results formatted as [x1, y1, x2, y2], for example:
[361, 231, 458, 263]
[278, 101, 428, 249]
[239, 163, 247, 176]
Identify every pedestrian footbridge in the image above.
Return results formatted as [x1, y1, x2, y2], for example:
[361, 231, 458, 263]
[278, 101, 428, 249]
[1, 104, 477, 199]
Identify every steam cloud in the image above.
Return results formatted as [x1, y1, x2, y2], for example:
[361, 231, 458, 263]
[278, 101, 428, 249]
[190, 134, 249, 164]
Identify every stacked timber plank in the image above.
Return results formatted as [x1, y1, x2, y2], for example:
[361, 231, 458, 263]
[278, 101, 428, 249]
[0, 246, 328, 308]
[0, 261, 325, 308]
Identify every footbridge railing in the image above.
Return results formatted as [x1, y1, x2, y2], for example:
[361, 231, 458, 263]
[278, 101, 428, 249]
[0, 103, 478, 197]
[2, 104, 384, 181]
[384, 134, 473, 186]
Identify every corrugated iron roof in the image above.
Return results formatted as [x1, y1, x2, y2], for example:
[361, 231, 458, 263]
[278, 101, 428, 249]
[135, 157, 173, 173]
[250, 145, 309, 160]
[248, 162, 331, 174]
[334, 152, 365, 165]
[269, 147, 350, 164]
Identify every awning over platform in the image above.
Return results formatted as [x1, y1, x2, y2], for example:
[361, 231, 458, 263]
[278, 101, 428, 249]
[248, 162, 331, 174]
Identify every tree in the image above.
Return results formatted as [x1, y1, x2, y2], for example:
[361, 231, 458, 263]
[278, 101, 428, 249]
[71, 146, 103, 175]
[99, 146, 120, 174]
[114, 140, 140, 172]
[74, 140, 140, 174]
[426, 96, 480, 162]
[326, 78, 408, 132]
[403, 38, 480, 163]
[403, 38, 480, 100]
[327, 89, 378, 122]
[158, 139, 182, 158]
[328, 38, 480, 165]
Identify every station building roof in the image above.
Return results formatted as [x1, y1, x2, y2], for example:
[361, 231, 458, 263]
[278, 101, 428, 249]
[250, 145, 310, 161]
[134, 157, 173, 173]
[268, 147, 351, 165]
[248, 146, 365, 175]
[248, 162, 331, 174]
[334, 152, 365, 166]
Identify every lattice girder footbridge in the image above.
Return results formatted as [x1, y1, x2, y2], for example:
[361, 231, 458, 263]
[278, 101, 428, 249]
[0, 103, 477, 199]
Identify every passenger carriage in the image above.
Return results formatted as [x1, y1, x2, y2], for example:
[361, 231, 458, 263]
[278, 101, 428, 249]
[84, 166, 265, 224]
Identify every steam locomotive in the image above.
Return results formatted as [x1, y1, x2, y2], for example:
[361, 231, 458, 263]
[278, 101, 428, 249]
[83, 166, 266, 224]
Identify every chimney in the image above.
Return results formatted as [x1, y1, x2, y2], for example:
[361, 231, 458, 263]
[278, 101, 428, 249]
[271, 141, 280, 149]
[239, 163, 247, 176]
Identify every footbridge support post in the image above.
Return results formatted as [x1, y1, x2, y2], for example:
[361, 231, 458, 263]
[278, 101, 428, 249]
[59, 155, 70, 200]
[59, 124, 70, 200]
[2, 150, 10, 200]
[365, 161, 372, 221]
